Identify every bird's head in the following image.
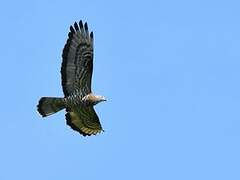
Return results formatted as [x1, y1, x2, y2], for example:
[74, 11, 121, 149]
[95, 95, 107, 104]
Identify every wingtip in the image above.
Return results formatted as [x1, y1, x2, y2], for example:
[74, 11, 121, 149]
[84, 22, 88, 30]
[70, 25, 75, 33]
[90, 31, 93, 38]
[79, 20, 83, 29]
[74, 22, 79, 31]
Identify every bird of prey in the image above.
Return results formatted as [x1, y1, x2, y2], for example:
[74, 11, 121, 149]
[37, 20, 106, 136]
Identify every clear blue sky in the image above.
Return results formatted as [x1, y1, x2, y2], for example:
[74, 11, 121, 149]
[0, 0, 240, 179]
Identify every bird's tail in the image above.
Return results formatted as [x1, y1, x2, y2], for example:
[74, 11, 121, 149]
[37, 97, 66, 117]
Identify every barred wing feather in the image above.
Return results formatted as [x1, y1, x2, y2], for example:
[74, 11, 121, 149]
[61, 20, 94, 97]
[61, 21, 103, 136]
[66, 106, 103, 136]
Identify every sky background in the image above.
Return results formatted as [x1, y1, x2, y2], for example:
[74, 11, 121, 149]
[0, 0, 240, 179]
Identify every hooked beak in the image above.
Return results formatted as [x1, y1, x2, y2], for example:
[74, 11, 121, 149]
[102, 97, 107, 102]
[101, 97, 107, 101]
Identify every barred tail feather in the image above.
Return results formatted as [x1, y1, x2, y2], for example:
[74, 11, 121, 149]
[37, 97, 65, 117]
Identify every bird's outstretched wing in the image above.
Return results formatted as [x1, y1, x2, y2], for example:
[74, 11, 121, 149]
[61, 20, 94, 97]
[66, 106, 103, 136]
[61, 21, 103, 136]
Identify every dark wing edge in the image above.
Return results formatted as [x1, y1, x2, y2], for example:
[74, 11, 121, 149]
[66, 106, 103, 136]
[61, 20, 94, 97]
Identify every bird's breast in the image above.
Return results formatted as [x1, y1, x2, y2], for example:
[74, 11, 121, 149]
[65, 93, 84, 107]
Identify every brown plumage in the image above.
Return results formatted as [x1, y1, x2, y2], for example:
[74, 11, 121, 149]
[37, 20, 106, 136]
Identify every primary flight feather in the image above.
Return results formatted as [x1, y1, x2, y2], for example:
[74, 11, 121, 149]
[37, 20, 106, 136]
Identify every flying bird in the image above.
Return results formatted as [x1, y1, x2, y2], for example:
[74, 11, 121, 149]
[37, 20, 106, 136]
